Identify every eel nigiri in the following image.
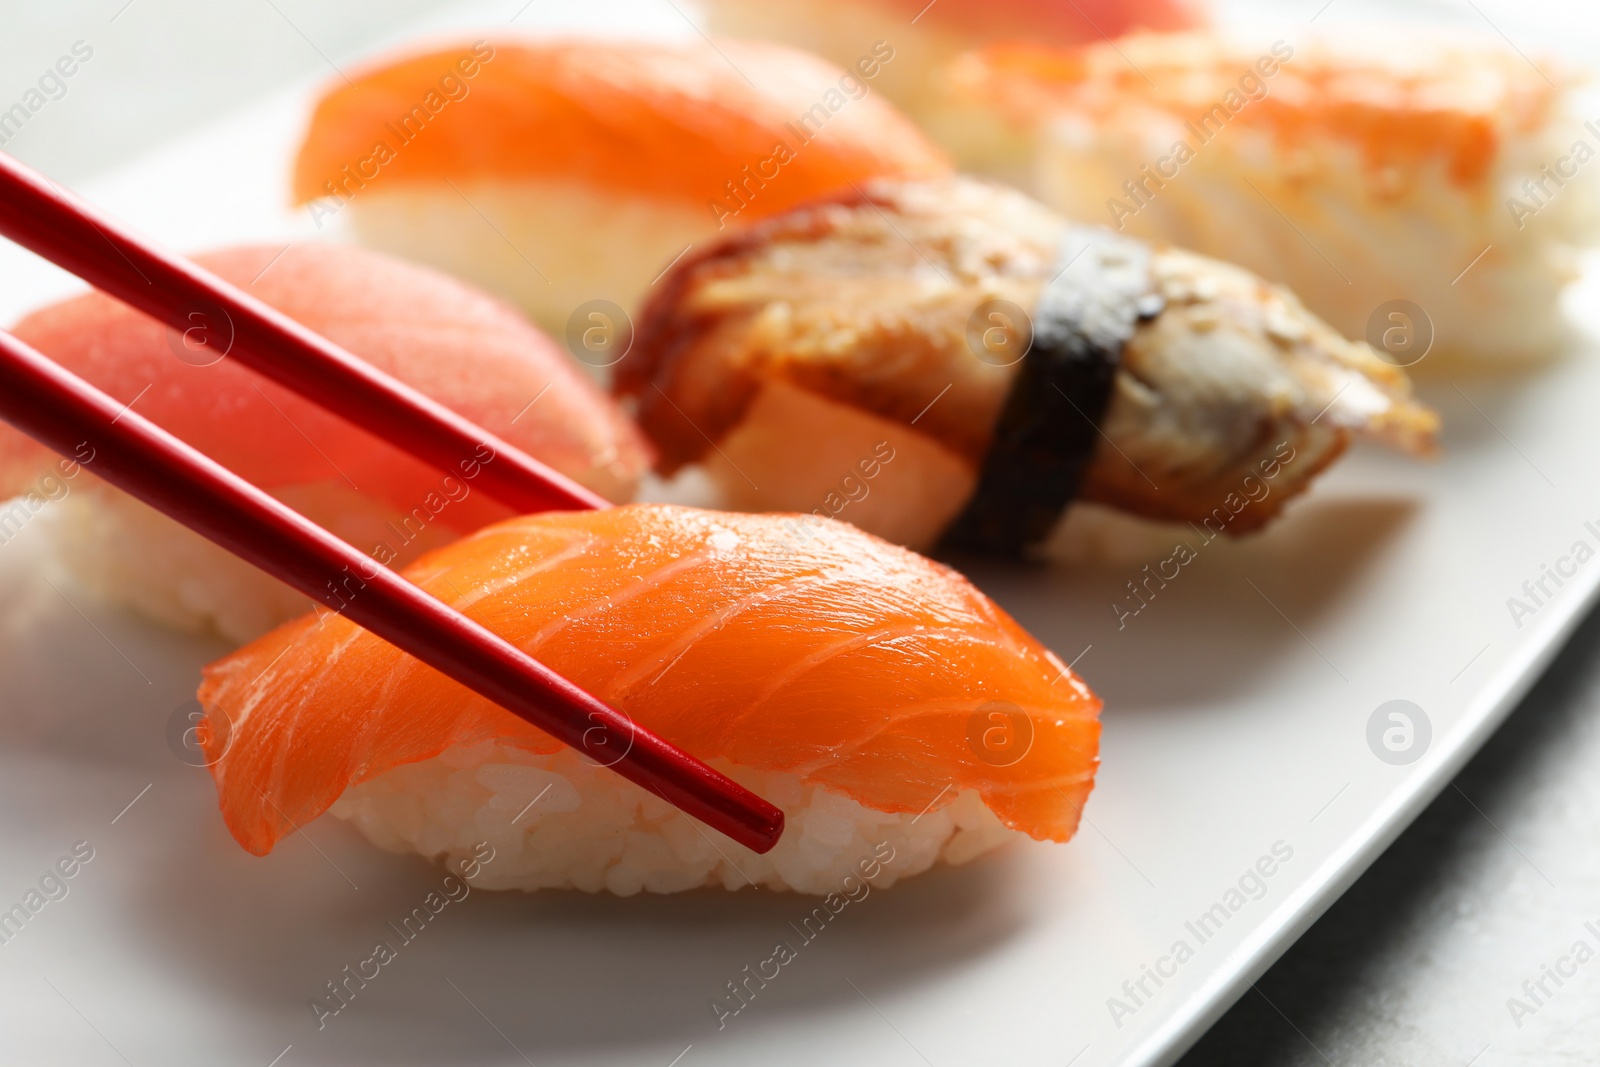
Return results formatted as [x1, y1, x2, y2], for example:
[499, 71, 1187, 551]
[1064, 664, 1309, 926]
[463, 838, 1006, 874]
[292, 38, 950, 344]
[0, 243, 649, 641]
[619, 176, 1439, 556]
[705, 0, 1206, 176]
[936, 32, 1600, 364]
[198, 504, 1100, 895]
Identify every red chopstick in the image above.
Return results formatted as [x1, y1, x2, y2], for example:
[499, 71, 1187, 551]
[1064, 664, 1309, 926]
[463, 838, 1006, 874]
[0, 152, 783, 852]
[0, 150, 606, 515]
[0, 324, 782, 853]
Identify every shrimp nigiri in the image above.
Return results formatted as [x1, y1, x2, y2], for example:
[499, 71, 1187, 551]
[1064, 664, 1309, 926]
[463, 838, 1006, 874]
[292, 38, 950, 344]
[935, 31, 1600, 364]
[0, 243, 649, 640]
[619, 176, 1439, 556]
[197, 504, 1100, 895]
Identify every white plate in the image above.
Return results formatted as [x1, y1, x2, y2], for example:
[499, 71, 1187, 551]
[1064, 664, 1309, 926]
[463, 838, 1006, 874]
[0, 3, 1597, 1065]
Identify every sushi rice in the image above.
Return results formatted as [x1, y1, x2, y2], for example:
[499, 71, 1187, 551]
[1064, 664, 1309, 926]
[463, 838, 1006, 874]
[337, 180, 708, 349]
[331, 741, 1014, 895]
[40, 481, 456, 643]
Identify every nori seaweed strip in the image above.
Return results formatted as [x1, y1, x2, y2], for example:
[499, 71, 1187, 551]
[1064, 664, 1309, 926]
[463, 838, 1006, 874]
[943, 227, 1163, 557]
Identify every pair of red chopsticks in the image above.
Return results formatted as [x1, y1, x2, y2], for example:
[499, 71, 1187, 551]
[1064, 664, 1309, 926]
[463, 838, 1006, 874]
[0, 151, 783, 854]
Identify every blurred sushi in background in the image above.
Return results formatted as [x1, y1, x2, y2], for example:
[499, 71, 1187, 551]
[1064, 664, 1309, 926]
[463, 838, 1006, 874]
[292, 37, 950, 348]
[623, 176, 1438, 557]
[0, 244, 649, 641]
[935, 31, 1600, 365]
[703, 0, 1207, 172]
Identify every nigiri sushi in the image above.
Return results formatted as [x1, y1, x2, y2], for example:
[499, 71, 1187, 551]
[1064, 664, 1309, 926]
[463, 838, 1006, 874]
[0, 243, 649, 641]
[292, 38, 950, 344]
[704, 0, 1206, 178]
[197, 504, 1100, 895]
[619, 176, 1439, 556]
[936, 32, 1600, 365]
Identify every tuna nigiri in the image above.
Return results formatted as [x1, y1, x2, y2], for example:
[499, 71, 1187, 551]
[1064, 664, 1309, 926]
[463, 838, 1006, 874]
[936, 32, 1600, 365]
[198, 504, 1100, 895]
[0, 243, 649, 640]
[620, 176, 1439, 556]
[292, 38, 950, 346]
[705, 0, 1207, 173]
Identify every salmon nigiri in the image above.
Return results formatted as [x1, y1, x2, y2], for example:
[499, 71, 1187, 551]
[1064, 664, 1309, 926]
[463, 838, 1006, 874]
[198, 504, 1100, 895]
[0, 243, 650, 641]
[292, 38, 950, 345]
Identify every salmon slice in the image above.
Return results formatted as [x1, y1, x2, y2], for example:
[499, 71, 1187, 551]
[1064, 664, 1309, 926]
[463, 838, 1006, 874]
[199, 504, 1100, 857]
[0, 243, 652, 516]
[292, 39, 951, 217]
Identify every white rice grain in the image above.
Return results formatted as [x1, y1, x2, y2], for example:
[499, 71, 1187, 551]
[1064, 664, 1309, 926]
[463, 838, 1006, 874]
[330, 740, 1019, 896]
[39, 479, 458, 643]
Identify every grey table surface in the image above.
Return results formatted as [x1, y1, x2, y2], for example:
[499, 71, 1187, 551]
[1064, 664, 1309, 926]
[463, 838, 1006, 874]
[1180, 609, 1600, 1067]
[6, 2, 1600, 1065]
